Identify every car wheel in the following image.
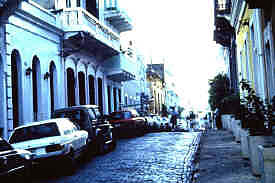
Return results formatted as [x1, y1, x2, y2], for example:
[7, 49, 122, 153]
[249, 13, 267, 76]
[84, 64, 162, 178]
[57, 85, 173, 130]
[82, 141, 93, 162]
[65, 150, 76, 175]
[109, 133, 117, 152]
[96, 136, 106, 155]
[23, 160, 32, 183]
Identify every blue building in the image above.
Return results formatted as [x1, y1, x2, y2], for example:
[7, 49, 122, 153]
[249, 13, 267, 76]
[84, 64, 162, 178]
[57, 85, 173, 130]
[0, 0, 135, 139]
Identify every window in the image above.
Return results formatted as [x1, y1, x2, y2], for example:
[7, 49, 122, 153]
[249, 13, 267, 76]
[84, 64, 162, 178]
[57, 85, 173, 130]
[88, 108, 96, 120]
[10, 123, 60, 143]
[77, 0, 81, 7]
[66, 0, 71, 8]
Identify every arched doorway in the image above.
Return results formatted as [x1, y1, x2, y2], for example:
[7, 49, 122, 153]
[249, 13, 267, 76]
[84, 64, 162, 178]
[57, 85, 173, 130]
[107, 85, 111, 113]
[97, 77, 103, 113]
[78, 72, 86, 105]
[32, 56, 42, 121]
[50, 62, 57, 112]
[11, 50, 22, 128]
[88, 75, 95, 104]
[67, 68, 75, 106]
[113, 87, 117, 112]
[118, 89, 121, 110]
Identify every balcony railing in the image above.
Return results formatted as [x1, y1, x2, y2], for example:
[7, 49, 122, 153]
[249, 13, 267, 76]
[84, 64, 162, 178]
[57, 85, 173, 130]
[61, 8, 120, 51]
[104, 7, 133, 33]
[103, 53, 136, 82]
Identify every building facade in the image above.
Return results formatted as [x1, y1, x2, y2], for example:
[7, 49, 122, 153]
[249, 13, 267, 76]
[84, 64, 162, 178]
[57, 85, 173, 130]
[213, 0, 275, 102]
[0, 0, 134, 139]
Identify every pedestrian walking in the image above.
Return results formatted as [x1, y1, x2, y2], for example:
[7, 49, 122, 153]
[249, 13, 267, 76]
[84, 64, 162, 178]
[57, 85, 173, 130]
[170, 107, 178, 129]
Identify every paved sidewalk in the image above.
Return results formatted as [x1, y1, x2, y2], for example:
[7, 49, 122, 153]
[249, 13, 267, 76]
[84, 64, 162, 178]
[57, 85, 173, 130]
[196, 130, 260, 183]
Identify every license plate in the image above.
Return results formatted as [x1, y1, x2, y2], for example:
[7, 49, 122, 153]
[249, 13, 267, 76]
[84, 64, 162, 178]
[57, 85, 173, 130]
[115, 124, 120, 127]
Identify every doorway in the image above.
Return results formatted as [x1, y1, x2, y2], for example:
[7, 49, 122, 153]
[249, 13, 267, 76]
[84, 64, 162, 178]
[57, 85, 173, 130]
[11, 50, 22, 128]
[67, 68, 76, 107]
[89, 75, 95, 104]
[78, 72, 86, 105]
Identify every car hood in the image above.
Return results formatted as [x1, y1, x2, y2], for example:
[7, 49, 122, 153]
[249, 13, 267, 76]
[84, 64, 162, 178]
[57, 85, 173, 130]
[10, 136, 64, 150]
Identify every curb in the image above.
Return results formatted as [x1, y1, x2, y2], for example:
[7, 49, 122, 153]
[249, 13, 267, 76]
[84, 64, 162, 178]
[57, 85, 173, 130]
[177, 132, 202, 183]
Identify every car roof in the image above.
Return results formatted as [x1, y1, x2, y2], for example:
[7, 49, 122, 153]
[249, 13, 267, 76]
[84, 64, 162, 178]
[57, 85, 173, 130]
[12, 118, 71, 131]
[54, 105, 99, 111]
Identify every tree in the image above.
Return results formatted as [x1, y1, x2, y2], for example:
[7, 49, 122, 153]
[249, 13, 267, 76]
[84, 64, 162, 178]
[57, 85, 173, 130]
[208, 73, 233, 111]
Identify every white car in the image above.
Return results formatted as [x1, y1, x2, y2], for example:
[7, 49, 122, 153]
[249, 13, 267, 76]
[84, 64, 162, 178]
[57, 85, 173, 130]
[9, 118, 88, 174]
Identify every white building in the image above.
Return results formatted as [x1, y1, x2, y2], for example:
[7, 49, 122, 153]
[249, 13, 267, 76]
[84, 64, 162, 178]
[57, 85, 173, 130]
[0, 0, 135, 139]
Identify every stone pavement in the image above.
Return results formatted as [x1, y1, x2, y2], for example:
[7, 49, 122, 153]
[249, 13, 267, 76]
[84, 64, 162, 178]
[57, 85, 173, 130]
[195, 130, 260, 183]
[32, 132, 201, 183]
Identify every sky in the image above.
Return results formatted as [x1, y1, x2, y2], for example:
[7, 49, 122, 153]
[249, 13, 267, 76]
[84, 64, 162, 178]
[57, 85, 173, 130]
[120, 1, 226, 111]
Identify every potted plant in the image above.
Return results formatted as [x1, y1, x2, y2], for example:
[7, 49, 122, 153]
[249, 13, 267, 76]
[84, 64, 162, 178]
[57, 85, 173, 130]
[220, 93, 241, 136]
[239, 79, 273, 176]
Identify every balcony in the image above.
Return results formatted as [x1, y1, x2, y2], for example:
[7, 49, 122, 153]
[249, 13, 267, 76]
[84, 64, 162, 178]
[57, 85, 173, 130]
[104, 7, 133, 33]
[0, 0, 24, 17]
[103, 53, 136, 82]
[214, 17, 234, 47]
[61, 8, 120, 58]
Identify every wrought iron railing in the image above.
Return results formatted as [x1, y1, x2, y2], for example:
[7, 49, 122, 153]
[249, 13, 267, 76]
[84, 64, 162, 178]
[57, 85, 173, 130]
[62, 8, 120, 50]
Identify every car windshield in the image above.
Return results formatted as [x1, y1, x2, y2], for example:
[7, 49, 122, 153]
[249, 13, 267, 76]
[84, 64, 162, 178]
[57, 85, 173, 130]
[9, 122, 60, 143]
[0, 139, 13, 151]
[112, 112, 132, 120]
[92, 108, 102, 119]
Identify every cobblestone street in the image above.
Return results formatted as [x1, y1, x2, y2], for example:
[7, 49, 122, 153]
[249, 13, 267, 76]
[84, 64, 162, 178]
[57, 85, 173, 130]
[32, 132, 200, 183]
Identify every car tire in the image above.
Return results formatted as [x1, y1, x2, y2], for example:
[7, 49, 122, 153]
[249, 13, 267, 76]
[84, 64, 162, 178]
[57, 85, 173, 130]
[23, 160, 32, 183]
[109, 132, 117, 152]
[82, 141, 93, 162]
[65, 150, 76, 175]
[96, 136, 106, 155]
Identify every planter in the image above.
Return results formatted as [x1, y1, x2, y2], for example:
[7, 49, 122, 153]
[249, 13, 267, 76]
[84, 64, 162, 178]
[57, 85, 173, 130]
[221, 115, 229, 129]
[234, 120, 241, 143]
[258, 145, 275, 183]
[247, 135, 274, 176]
[240, 128, 249, 159]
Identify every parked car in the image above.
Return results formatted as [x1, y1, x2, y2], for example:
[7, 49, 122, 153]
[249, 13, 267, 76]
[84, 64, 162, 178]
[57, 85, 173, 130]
[108, 109, 146, 137]
[176, 119, 189, 132]
[52, 105, 116, 155]
[144, 115, 155, 132]
[9, 118, 88, 174]
[0, 138, 32, 181]
[162, 117, 172, 131]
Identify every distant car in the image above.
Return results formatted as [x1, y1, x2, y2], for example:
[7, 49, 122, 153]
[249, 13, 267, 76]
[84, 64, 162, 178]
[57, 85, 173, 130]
[144, 115, 155, 131]
[162, 117, 172, 131]
[109, 109, 146, 137]
[0, 138, 32, 181]
[176, 119, 189, 132]
[52, 105, 116, 155]
[9, 118, 88, 174]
